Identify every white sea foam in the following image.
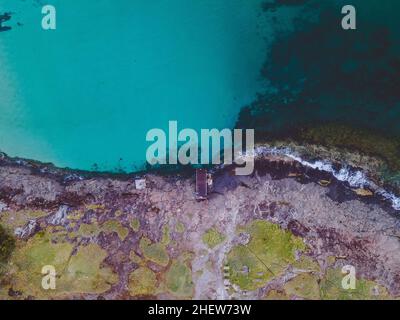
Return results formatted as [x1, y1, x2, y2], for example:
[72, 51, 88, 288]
[254, 146, 400, 211]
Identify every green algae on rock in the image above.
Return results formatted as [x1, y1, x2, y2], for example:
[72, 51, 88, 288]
[175, 222, 185, 233]
[139, 237, 169, 267]
[101, 220, 129, 241]
[0, 210, 49, 231]
[62, 244, 118, 295]
[320, 268, 392, 300]
[1, 143, 400, 299]
[264, 289, 289, 300]
[226, 220, 306, 291]
[202, 228, 226, 249]
[74, 219, 128, 241]
[130, 218, 140, 232]
[161, 225, 171, 246]
[7, 231, 73, 297]
[284, 273, 321, 300]
[3, 230, 117, 298]
[165, 259, 194, 298]
[0, 224, 15, 275]
[128, 267, 157, 297]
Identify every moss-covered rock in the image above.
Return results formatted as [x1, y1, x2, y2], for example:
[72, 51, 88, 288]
[161, 225, 170, 245]
[202, 228, 226, 249]
[175, 222, 185, 233]
[61, 243, 118, 294]
[101, 220, 129, 241]
[128, 267, 157, 296]
[74, 219, 128, 241]
[5, 231, 117, 298]
[165, 260, 194, 298]
[0, 224, 15, 275]
[0, 210, 48, 231]
[284, 273, 321, 300]
[264, 289, 289, 300]
[226, 220, 306, 291]
[130, 218, 140, 232]
[139, 237, 169, 267]
[75, 223, 100, 238]
[320, 268, 391, 300]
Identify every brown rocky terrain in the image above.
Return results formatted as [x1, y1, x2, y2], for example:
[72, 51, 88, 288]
[0, 151, 399, 300]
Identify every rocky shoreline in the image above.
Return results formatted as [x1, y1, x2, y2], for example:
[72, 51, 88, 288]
[1, 144, 399, 216]
[0, 146, 400, 300]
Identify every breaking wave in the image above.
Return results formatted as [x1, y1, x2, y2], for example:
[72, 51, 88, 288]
[254, 146, 400, 211]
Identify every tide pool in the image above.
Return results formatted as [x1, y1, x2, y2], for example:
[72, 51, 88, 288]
[0, 0, 271, 172]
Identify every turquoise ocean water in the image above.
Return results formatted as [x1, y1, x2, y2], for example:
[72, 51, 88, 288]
[3, 0, 399, 173]
[0, 0, 271, 172]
